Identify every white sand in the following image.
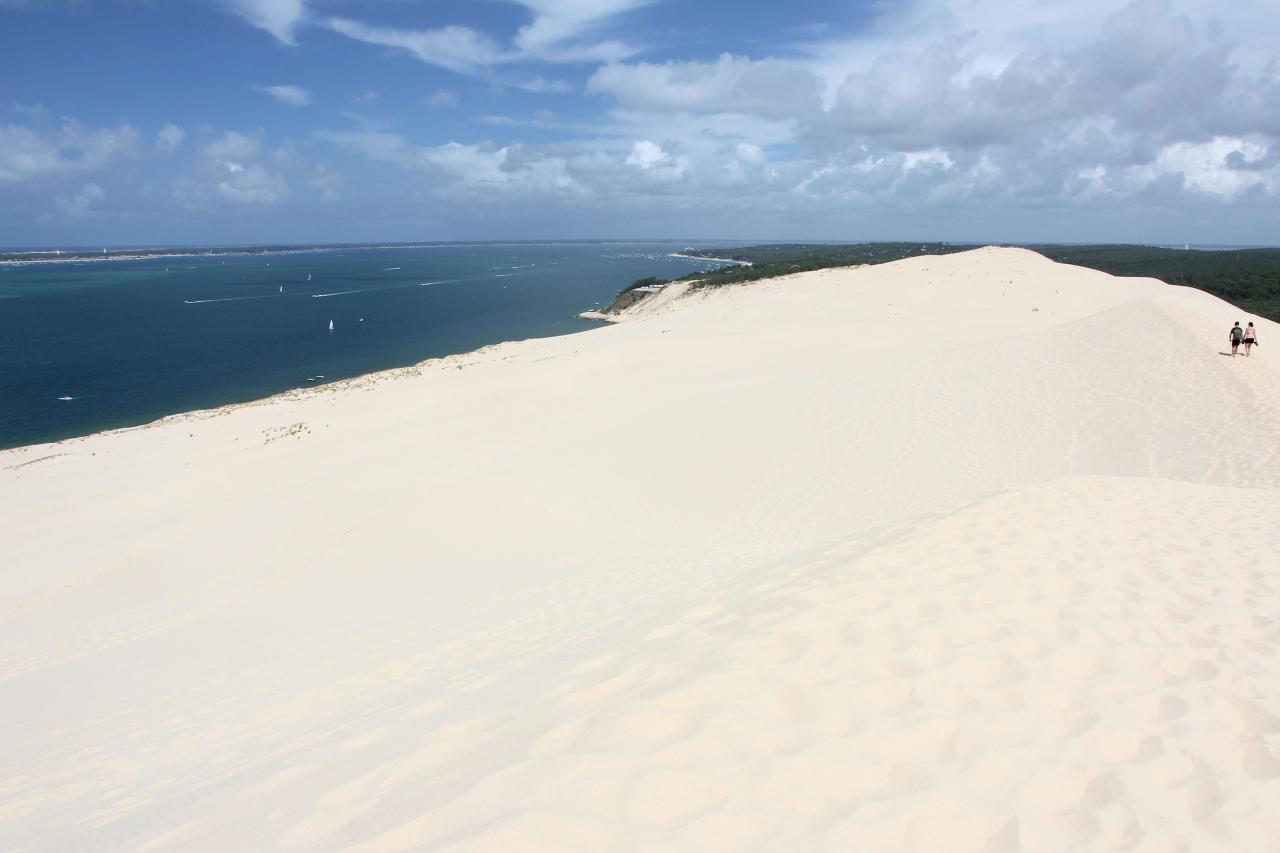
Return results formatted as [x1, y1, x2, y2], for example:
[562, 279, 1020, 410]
[2, 247, 1278, 851]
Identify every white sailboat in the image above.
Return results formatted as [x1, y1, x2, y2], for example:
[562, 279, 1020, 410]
[307, 273, 311, 281]
[328, 320, 334, 331]
[279, 285, 283, 293]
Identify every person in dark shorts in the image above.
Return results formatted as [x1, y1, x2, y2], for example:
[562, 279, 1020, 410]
[1242, 321, 1258, 357]
[1229, 322, 1243, 356]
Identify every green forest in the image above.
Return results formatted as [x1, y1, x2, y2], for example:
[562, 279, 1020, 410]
[1031, 245, 1280, 321]
[616, 243, 1280, 322]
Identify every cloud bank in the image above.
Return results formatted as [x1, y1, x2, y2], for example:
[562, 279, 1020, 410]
[6, 0, 1280, 243]
[0, 119, 138, 183]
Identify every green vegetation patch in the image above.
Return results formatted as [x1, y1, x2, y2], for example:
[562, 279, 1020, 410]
[677, 243, 972, 291]
[1030, 244, 1280, 322]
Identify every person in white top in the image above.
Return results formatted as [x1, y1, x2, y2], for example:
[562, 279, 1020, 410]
[1242, 322, 1258, 357]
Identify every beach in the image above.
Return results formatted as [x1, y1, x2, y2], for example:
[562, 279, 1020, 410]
[1, 247, 1277, 851]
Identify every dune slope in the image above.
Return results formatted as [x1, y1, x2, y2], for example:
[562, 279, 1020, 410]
[1, 247, 1277, 851]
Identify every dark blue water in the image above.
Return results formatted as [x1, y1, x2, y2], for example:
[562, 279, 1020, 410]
[0, 242, 727, 449]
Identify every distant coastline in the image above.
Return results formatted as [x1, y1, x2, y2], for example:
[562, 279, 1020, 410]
[0, 240, 742, 268]
[10, 240, 1274, 268]
[0, 243, 426, 267]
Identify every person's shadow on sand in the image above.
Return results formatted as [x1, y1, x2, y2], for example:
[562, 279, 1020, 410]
[1218, 351, 1237, 357]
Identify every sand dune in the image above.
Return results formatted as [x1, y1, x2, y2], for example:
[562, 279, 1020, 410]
[1, 247, 1277, 851]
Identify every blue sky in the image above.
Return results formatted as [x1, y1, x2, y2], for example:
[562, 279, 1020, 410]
[2, 0, 1279, 247]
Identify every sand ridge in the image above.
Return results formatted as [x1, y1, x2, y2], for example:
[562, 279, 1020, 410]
[1, 247, 1277, 851]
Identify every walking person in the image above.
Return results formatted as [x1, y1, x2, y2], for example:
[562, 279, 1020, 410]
[1229, 322, 1244, 356]
[1242, 321, 1258, 357]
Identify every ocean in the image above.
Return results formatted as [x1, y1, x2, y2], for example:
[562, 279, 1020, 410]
[0, 242, 727, 450]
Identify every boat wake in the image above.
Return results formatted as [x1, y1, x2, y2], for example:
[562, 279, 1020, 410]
[183, 295, 275, 304]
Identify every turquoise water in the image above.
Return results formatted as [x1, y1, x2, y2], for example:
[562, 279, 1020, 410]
[0, 242, 726, 450]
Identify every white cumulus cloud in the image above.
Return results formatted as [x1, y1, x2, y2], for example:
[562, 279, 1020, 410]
[323, 0, 647, 75]
[223, 0, 307, 45]
[0, 119, 138, 183]
[155, 123, 185, 153]
[310, 163, 343, 201]
[574, 0, 1280, 216]
[53, 182, 105, 218]
[326, 18, 501, 75]
[624, 139, 666, 169]
[253, 84, 312, 106]
[514, 76, 574, 94]
[425, 89, 460, 109]
[312, 130, 414, 167]
[174, 130, 289, 206]
[588, 54, 822, 121]
[510, 0, 650, 61]
[172, 0, 1280, 240]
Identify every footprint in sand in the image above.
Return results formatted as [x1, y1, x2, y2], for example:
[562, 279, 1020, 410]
[1185, 760, 1224, 821]
[1238, 736, 1280, 780]
[1185, 659, 1220, 680]
[1215, 695, 1280, 734]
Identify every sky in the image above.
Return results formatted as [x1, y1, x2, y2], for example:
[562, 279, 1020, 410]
[2, 0, 1279, 247]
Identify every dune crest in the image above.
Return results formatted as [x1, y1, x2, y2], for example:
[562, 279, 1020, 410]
[2, 248, 1277, 851]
